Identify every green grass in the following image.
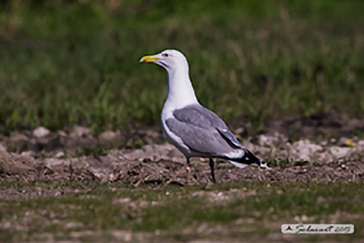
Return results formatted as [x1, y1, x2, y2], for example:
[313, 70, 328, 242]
[0, 181, 363, 241]
[0, 0, 364, 134]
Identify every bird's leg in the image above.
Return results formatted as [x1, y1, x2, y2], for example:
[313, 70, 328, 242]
[209, 158, 216, 183]
[186, 158, 200, 185]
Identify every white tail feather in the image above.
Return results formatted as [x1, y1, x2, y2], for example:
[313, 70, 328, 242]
[229, 160, 271, 170]
[228, 161, 249, 168]
[259, 161, 271, 170]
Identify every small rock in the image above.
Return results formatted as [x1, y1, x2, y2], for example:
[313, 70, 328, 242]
[330, 146, 351, 158]
[57, 130, 67, 136]
[10, 132, 28, 142]
[0, 221, 11, 229]
[138, 201, 149, 207]
[197, 223, 208, 233]
[0, 143, 7, 152]
[65, 222, 83, 229]
[70, 230, 95, 238]
[44, 158, 69, 168]
[33, 127, 50, 138]
[299, 154, 310, 161]
[71, 126, 91, 137]
[246, 218, 255, 224]
[55, 151, 65, 158]
[113, 198, 131, 204]
[19, 151, 35, 158]
[258, 135, 268, 144]
[111, 231, 132, 241]
[98, 130, 116, 141]
[234, 127, 244, 134]
[124, 233, 132, 241]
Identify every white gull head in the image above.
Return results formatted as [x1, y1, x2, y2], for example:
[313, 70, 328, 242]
[140, 49, 199, 109]
[140, 49, 188, 73]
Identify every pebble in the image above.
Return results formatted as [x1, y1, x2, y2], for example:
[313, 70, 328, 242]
[33, 127, 50, 138]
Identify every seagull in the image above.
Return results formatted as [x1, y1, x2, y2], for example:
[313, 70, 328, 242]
[140, 49, 269, 183]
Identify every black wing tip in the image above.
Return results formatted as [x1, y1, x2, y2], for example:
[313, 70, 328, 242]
[229, 150, 270, 169]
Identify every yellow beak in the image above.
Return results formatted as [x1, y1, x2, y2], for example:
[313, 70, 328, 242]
[139, 55, 160, 63]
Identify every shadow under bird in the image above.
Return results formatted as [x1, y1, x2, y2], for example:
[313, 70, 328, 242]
[140, 49, 269, 183]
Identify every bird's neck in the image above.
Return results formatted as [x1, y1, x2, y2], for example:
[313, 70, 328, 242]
[165, 69, 198, 109]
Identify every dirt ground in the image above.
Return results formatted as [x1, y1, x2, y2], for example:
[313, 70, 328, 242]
[1, 114, 364, 200]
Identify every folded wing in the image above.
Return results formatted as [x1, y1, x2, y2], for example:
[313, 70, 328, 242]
[165, 104, 245, 157]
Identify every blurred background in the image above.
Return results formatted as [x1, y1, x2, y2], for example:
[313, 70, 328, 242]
[0, 0, 363, 134]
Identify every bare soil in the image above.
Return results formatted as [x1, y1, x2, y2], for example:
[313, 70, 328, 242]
[1, 114, 364, 200]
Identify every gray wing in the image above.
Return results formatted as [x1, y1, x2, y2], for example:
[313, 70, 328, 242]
[165, 104, 244, 155]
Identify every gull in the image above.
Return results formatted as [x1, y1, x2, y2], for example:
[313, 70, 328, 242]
[140, 49, 269, 183]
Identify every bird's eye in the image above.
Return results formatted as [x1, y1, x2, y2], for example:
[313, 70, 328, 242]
[162, 53, 169, 57]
